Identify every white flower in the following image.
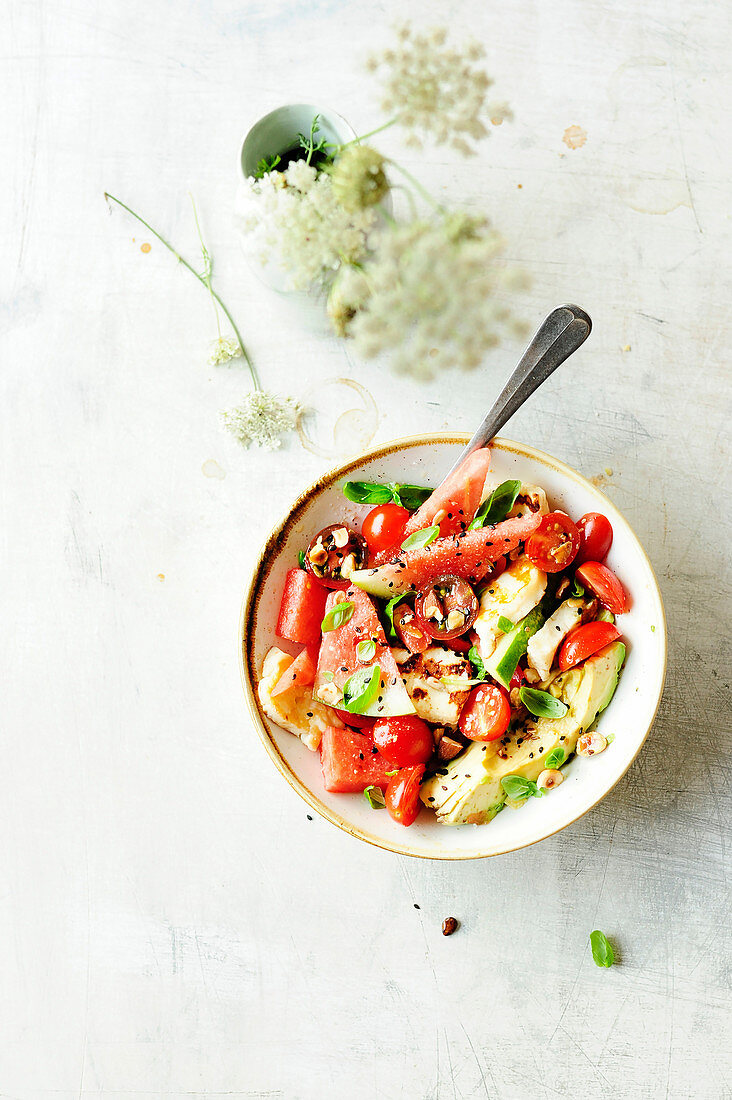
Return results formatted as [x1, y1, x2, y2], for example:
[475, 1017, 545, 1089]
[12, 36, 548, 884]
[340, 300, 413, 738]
[221, 391, 300, 450]
[367, 24, 510, 154]
[343, 213, 528, 378]
[331, 146, 389, 211]
[208, 335, 243, 365]
[237, 160, 377, 291]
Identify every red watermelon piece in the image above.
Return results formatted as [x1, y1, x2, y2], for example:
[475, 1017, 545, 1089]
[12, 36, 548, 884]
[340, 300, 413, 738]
[276, 568, 327, 645]
[351, 510, 543, 599]
[320, 725, 394, 793]
[271, 642, 319, 697]
[314, 587, 415, 717]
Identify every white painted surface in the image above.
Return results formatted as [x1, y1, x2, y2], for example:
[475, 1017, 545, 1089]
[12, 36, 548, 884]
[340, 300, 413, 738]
[1, 1, 730, 1097]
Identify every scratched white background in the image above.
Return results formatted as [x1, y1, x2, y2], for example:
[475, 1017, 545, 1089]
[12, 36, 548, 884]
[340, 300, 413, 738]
[2, 0, 731, 1097]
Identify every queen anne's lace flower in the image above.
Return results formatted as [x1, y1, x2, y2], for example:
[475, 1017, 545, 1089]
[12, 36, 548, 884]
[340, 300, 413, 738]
[237, 160, 377, 291]
[366, 25, 510, 154]
[342, 214, 528, 379]
[221, 392, 300, 449]
[331, 146, 389, 211]
[208, 335, 243, 366]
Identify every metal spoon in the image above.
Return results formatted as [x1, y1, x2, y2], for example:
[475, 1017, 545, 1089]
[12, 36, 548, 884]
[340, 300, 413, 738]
[442, 304, 592, 479]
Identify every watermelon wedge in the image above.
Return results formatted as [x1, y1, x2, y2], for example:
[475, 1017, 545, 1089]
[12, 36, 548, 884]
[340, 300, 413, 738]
[271, 642, 319, 697]
[314, 586, 415, 717]
[320, 725, 394, 792]
[350, 510, 543, 599]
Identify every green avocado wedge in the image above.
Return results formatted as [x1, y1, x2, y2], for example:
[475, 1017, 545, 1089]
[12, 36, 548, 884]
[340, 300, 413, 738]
[420, 640, 626, 825]
[484, 603, 547, 688]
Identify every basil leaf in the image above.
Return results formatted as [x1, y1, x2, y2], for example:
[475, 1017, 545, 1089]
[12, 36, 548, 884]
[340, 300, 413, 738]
[468, 645, 487, 680]
[519, 686, 569, 719]
[500, 775, 543, 800]
[497, 616, 515, 633]
[321, 601, 354, 633]
[544, 746, 566, 769]
[590, 929, 615, 968]
[363, 785, 386, 809]
[468, 480, 522, 530]
[392, 483, 433, 511]
[569, 578, 585, 598]
[597, 608, 615, 623]
[401, 524, 440, 551]
[356, 638, 377, 662]
[342, 480, 394, 505]
[298, 549, 306, 570]
[342, 665, 381, 714]
[384, 593, 408, 641]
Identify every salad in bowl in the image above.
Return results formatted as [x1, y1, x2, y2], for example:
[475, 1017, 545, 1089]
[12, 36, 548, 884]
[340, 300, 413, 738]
[254, 443, 634, 832]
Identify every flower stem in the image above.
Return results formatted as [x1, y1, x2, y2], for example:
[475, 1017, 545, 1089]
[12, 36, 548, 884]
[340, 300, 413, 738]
[384, 161, 444, 212]
[334, 117, 399, 151]
[104, 192, 260, 390]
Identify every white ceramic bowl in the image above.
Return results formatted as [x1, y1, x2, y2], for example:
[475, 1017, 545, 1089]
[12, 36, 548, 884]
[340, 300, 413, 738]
[240, 435, 667, 859]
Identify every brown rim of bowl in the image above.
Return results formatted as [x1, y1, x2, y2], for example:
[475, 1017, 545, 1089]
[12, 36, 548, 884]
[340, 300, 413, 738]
[239, 433, 668, 860]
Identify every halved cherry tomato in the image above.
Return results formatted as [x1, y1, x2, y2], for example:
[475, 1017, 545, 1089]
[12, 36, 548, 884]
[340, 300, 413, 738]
[509, 665, 525, 690]
[393, 602, 431, 654]
[558, 621, 621, 670]
[575, 561, 629, 615]
[385, 764, 425, 826]
[373, 715, 434, 768]
[575, 513, 613, 566]
[446, 635, 472, 653]
[459, 683, 511, 742]
[525, 512, 580, 573]
[362, 503, 410, 556]
[305, 524, 368, 589]
[331, 708, 375, 730]
[487, 554, 507, 581]
[414, 574, 479, 641]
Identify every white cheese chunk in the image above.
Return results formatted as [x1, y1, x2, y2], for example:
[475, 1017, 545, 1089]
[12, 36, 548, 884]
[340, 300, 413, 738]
[526, 598, 584, 680]
[258, 647, 342, 751]
[474, 556, 547, 660]
[401, 647, 472, 727]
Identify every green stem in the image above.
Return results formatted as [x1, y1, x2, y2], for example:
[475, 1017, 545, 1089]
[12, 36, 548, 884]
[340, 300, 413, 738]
[189, 194, 221, 340]
[104, 192, 260, 390]
[333, 117, 399, 151]
[384, 160, 444, 212]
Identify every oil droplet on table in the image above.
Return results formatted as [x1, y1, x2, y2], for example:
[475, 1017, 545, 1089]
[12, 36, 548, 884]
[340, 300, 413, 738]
[202, 459, 226, 480]
[157, 573, 165, 582]
[562, 125, 587, 149]
[140, 242, 151, 253]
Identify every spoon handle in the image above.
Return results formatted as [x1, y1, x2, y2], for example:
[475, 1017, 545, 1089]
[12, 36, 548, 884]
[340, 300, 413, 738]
[443, 304, 592, 478]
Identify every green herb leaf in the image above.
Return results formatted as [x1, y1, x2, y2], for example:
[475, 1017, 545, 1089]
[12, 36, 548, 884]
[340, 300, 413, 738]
[356, 639, 377, 663]
[391, 483, 433, 511]
[497, 616, 515, 633]
[441, 676, 485, 688]
[590, 929, 615, 968]
[401, 525, 440, 551]
[469, 480, 522, 530]
[519, 686, 569, 719]
[363, 785, 386, 809]
[569, 578, 585, 598]
[468, 645, 488, 680]
[298, 549, 307, 570]
[253, 153, 282, 179]
[383, 593, 409, 641]
[544, 746, 566, 769]
[342, 665, 381, 714]
[385, 769, 399, 777]
[597, 608, 615, 623]
[321, 601, 354, 633]
[500, 775, 543, 801]
[342, 480, 395, 505]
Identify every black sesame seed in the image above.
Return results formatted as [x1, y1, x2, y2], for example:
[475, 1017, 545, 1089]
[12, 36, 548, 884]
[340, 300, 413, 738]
[359, 752, 364, 760]
[306, 711, 313, 718]
[307, 814, 313, 820]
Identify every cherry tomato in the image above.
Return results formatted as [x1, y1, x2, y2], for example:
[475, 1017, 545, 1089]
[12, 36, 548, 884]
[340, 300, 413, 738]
[393, 603, 431, 654]
[331, 707, 375, 730]
[509, 665, 525, 690]
[488, 554, 508, 581]
[525, 512, 581, 573]
[576, 512, 613, 566]
[459, 683, 511, 742]
[305, 524, 368, 589]
[558, 621, 621, 670]
[385, 764, 425, 827]
[362, 503, 410, 555]
[414, 574, 479, 641]
[373, 715, 434, 768]
[445, 635, 472, 653]
[575, 561, 629, 615]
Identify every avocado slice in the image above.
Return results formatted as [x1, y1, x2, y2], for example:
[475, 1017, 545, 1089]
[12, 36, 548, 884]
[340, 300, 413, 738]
[484, 604, 546, 688]
[421, 639, 626, 825]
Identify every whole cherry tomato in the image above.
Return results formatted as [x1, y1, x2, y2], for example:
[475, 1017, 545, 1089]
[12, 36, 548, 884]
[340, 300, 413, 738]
[575, 561, 629, 615]
[393, 602, 431, 654]
[459, 683, 511, 742]
[305, 524, 368, 589]
[362, 504, 410, 556]
[575, 512, 613, 566]
[385, 764, 425, 826]
[558, 621, 622, 670]
[372, 715, 434, 768]
[525, 512, 581, 573]
[414, 575, 479, 641]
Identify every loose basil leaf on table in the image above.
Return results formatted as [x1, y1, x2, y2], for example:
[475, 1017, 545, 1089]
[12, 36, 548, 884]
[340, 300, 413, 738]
[401, 524, 440, 551]
[363, 785, 386, 809]
[356, 638, 377, 662]
[589, 929, 615, 968]
[519, 686, 569, 719]
[544, 746, 566, 769]
[342, 665, 381, 713]
[321, 601, 354, 633]
[500, 774, 543, 800]
[468, 479, 522, 530]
